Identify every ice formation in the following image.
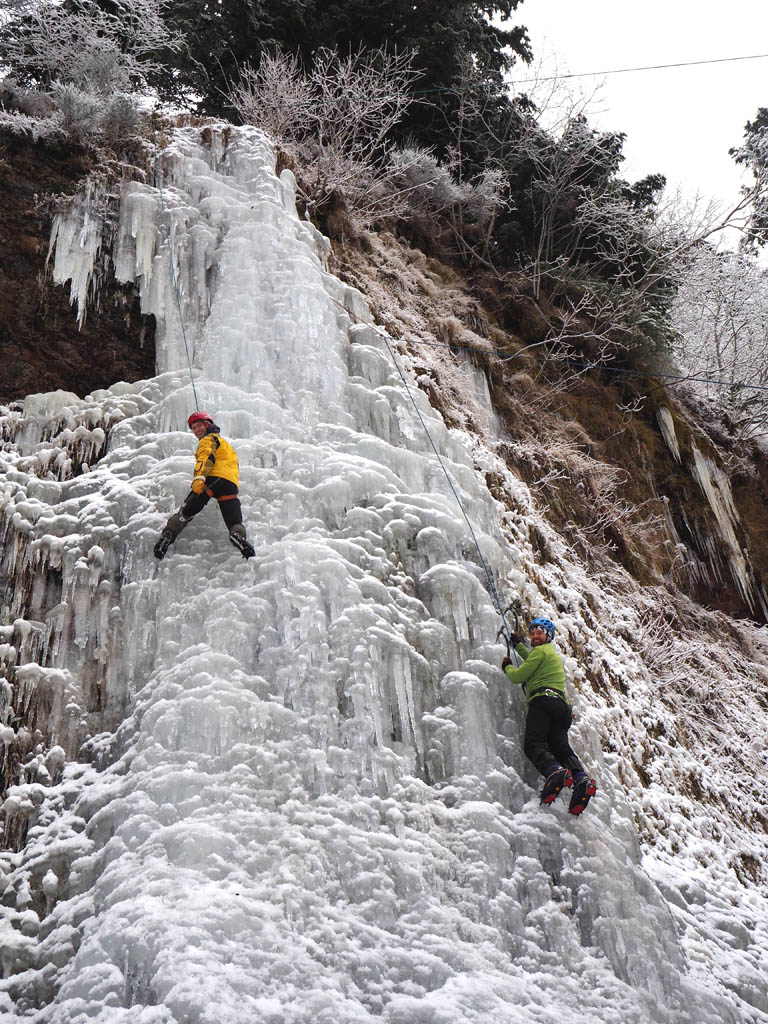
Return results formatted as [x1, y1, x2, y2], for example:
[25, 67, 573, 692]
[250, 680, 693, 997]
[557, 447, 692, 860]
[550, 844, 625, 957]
[656, 406, 768, 619]
[656, 406, 681, 464]
[1, 126, 766, 1023]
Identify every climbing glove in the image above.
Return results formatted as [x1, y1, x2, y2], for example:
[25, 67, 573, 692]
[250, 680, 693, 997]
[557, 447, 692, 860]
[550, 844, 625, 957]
[191, 476, 206, 495]
[501, 657, 512, 670]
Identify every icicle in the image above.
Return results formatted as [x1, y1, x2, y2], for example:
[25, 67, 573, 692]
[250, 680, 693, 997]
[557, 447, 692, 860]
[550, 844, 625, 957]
[47, 179, 110, 328]
[690, 442, 756, 611]
[656, 406, 682, 463]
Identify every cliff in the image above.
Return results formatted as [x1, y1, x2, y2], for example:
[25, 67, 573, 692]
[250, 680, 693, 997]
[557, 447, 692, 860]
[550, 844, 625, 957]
[0, 130, 154, 405]
[0, 124, 766, 1023]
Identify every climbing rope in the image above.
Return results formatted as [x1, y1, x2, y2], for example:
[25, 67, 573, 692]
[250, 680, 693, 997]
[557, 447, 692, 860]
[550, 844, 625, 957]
[370, 332, 768, 395]
[151, 117, 201, 411]
[151, 121, 514, 646]
[329, 294, 518, 649]
[380, 332, 516, 644]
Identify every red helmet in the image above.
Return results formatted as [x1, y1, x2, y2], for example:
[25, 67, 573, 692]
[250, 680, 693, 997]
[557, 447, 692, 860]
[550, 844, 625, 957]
[187, 411, 213, 428]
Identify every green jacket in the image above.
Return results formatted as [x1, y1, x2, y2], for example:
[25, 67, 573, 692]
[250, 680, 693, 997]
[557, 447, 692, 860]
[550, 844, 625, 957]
[503, 641, 566, 705]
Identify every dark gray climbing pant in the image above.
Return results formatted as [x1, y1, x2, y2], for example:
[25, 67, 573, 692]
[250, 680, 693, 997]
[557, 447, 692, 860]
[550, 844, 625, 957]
[524, 696, 585, 778]
[179, 477, 242, 530]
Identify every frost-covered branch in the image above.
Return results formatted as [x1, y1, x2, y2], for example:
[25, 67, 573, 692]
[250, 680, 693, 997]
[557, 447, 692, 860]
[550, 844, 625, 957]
[0, 0, 182, 144]
[228, 46, 422, 226]
[0, 0, 181, 91]
[670, 247, 768, 440]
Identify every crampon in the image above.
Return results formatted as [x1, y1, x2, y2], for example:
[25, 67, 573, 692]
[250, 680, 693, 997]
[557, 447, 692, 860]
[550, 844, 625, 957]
[229, 532, 255, 559]
[568, 778, 597, 816]
[153, 531, 174, 561]
[540, 768, 573, 805]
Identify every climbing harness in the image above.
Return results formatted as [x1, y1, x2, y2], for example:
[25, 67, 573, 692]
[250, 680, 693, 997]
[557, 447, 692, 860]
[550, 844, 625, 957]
[152, 116, 201, 411]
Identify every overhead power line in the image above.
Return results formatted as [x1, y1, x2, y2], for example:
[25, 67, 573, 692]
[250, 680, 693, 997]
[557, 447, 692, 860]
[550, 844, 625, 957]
[509, 52, 768, 84]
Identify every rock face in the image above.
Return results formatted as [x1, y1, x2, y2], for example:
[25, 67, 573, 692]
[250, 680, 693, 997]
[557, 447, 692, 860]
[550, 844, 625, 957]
[0, 131, 155, 405]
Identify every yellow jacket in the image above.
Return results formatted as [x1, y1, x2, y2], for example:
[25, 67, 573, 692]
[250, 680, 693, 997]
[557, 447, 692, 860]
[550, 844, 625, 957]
[191, 430, 239, 492]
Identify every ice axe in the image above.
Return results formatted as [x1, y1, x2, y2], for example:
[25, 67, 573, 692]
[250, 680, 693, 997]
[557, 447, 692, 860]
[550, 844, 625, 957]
[497, 603, 529, 694]
[496, 604, 521, 666]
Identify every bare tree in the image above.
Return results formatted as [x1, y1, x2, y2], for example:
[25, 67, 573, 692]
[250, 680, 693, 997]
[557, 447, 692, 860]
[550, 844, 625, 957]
[384, 145, 512, 268]
[227, 50, 315, 145]
[508, 137, 768, 378]
[0, 0, 182, 142]
[1, 0, 180, 92]
[507, 57, 767, 280]
[670, 246, 768, 440]
[228, 47, 422, 225]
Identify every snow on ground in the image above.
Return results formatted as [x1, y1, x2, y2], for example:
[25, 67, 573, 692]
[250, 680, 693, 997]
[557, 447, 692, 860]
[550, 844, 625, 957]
[0, 125, 766, 1023]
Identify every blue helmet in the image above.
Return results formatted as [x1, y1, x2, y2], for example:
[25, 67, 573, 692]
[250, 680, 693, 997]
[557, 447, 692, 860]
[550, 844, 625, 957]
[530, 617, 555, 641]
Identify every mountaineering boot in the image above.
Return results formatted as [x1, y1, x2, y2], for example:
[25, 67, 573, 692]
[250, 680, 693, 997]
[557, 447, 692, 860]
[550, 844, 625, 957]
[568, 777, 597, 816]
[540, 768, 573, 805]
[153, 529, 175, 561]
[153, 512, 189, 561]
[229, 524, 255, 559]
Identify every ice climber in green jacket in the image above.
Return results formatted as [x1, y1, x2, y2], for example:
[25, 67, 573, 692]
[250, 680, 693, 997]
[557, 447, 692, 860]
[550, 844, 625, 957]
[502, 616, 596, 815]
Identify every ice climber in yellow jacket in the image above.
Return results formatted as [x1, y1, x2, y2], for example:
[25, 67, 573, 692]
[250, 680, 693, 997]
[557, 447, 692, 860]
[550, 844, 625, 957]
[153, 411, 255, 561]
[502, 616, 596, 815]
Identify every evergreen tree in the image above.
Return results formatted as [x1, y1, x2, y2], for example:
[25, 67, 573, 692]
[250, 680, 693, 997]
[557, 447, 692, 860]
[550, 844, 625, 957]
[730, 107, 768, 248]
[301, 0, 531, 146]
[136, 0, 310, 108]
[99, 0, 531, 122]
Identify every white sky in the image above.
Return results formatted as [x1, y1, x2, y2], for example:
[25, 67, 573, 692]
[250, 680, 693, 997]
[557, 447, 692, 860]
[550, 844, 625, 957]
[513, 0, 768, 218]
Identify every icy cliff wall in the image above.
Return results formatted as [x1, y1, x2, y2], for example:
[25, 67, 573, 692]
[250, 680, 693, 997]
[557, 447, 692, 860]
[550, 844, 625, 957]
[0, 126, 765, 1024]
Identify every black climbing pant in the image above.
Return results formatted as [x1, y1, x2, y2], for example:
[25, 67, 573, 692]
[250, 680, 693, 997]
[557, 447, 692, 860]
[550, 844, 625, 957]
[180, 477, 243, 531]
[524, 696, 585, 778]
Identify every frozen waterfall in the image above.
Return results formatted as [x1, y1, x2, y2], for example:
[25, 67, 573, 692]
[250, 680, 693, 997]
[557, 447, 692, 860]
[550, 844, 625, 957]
[0, 126, 763, 1024]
